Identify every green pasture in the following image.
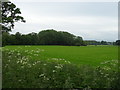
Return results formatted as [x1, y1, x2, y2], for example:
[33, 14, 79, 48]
[3, 45, 118, 66]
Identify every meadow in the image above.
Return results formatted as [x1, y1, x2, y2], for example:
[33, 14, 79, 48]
[2, 45, 119, 88]
[3, 45, 118, 66]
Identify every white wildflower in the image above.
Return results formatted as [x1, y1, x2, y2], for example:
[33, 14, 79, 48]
[43, 64, 47, 66]
[18, 79, 22, 82]
[39, 74, 44, 77]
[53, 70, 56, 73]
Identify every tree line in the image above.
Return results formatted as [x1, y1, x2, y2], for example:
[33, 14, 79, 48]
[2, 29, 86, 46]
[85, 40, 120, 46]
[85, 40, 113, 45]
[2, 29, 120, 46]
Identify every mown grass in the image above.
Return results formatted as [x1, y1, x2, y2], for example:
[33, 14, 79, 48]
[3, 45, 118, 66]
[2, 45, 119, 88]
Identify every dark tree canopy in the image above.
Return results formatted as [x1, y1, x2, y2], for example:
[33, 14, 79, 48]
[100, 41, 108, 45]
[1, 1, 25, 32]
[2, 29, 86, 46]
[114, 40, 120, 45]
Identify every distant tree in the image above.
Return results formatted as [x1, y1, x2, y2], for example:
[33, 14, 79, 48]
[9, 34, 17, 45]
[84, 40, 98, 45]
[1, 1, 25, 32]
[26, 32, 38, 45]
[2, 32, 9, 46]
[101, 41, 108, 45]
[38, 29, 85, 46]
[59, 31, 75, 45]
[15, 32, 22, 45]
[74, 36, 84, 46]
[38, 30, 61, 45]
[115, 40, 120, 45]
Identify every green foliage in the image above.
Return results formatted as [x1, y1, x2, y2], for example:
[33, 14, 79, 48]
[1, 2, 26, 32]
[101, 41, 108, 45]
[85, 40, 112, 45]
[114, 40, 120, 46]
[2, 49, 119, 88]
[2, 29, 86, 46]
[2, 32, 10, 46]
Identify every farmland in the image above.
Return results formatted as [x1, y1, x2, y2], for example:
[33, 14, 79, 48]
[3, 45, 118, 66]
[2, 45, 119, 88]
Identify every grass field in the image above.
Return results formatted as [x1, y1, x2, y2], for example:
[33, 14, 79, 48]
[2, 45, 119, 88]
[3, 45, 118, 66]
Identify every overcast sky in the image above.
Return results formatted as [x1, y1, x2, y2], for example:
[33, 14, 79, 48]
[10, 1, 118, 42]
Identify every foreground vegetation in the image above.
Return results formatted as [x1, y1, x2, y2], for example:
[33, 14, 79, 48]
[2, 45, 119, 88]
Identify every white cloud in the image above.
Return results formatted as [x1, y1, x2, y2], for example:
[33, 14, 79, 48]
[25, 15, 117, 26]
[12, 15, 118, 42]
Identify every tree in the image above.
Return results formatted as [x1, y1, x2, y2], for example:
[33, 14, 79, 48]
[38, 30, 59, 45]
[38, 29, 85, 46]
[2, 31, 9, 46]
[101, 41, 108, 45]
[59, 31, 75, 45]
[15, 32, 22, 45]
[115, 40, 120, 46]
[1, 1, 25, 32]
[74, 36, 85, 46]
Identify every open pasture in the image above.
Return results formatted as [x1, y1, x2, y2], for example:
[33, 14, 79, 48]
[3, 45, 118, 66]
